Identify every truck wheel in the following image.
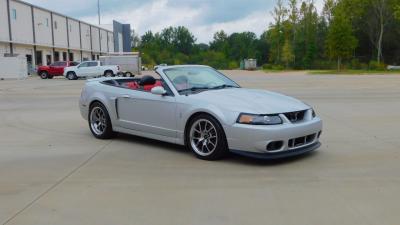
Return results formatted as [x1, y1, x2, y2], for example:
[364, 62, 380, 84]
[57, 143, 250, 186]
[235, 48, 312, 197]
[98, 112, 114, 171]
[39, 71, 48, 79]
[104, 71, 113, 77]
[66, 72, 77, 80]
[125, 72, 134, 77]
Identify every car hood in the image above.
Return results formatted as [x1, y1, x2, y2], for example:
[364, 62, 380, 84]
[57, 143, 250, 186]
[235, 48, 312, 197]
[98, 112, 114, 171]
[187, 88, 309, 114]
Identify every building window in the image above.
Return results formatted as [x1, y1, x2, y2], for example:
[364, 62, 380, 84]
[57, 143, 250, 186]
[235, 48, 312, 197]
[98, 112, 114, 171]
[69, 24, 72, 32]
[46, 18, 49, 27]
[54, 21, 58, 29]
[11, 9, 17, 20]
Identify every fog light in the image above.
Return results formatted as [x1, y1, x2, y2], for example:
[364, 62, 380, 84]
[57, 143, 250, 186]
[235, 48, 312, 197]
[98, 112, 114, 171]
[266, 141, 284, 152]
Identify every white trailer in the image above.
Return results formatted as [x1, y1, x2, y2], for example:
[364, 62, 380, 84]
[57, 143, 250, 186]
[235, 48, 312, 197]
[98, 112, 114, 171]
[100, 52, 141, 77]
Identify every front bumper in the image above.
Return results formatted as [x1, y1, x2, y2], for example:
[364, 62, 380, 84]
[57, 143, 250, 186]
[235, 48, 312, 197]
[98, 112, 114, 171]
[225, 117, 322, 157]
[231, 141, 321, 159]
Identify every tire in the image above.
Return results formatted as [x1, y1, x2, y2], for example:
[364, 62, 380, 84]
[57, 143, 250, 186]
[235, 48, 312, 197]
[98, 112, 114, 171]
[88, 102, 115, 139]
[125, 72, 134, 77]
[185, 114, 229, 160]
[104, 70, 113, 77]
[39, 71, 48, 79]
[66, 72, 77, 80]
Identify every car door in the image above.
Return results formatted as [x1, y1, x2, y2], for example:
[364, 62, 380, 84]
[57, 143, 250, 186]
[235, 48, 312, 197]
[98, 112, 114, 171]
[56, 62, 67, 75]
[86, 61, 100, 77]
[48, 62, 58, 75]
[76, 62, 90, 77]
[116, 87, 177, 138]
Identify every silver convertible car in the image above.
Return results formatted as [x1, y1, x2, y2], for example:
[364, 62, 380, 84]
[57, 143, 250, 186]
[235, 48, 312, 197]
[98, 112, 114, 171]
[79, 65, 322, 160]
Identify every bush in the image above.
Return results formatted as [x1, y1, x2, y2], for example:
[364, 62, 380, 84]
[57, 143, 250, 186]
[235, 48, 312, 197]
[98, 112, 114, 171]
[228, 61, 239, 69]
[312, 60, 336, 70]
[262, 64, 284, 70]
[349, 59, 369, 70]
[262, 64, 273, 70]
[271, 64, 285, 70]
[369, 60, 386, 70]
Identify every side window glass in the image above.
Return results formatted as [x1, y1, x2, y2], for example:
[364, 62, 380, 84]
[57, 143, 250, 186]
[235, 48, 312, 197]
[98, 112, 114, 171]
[79, 62, 88, 68]
[88, 62, 98, 67]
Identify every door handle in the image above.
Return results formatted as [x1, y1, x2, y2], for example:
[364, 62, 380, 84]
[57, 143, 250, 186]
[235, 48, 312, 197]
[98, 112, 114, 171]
[120, 95, 133, 99]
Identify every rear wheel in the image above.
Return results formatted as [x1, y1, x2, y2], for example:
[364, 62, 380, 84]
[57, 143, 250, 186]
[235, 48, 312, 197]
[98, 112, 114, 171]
[186, 114, 229, 160]
[88, 102, 115, 139]
[39, 71, 48, 79]
[125, 72, 134, 77]
[66, 72, 77, 80]
[104, 70, 113, 77]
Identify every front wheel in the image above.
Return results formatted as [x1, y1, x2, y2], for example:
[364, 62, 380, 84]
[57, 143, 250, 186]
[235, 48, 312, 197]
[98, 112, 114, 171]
[66, 72, 77, 80]
[186, 114, 229, 160]
[88, 102, 115, 139]
[39, 71, 48, 79]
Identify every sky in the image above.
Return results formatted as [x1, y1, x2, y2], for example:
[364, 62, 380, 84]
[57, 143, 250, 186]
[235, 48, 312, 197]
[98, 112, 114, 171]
[24, 0, 324, 43]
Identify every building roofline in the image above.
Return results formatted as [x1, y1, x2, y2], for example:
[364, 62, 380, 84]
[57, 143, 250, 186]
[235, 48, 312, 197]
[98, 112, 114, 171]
[11, 0, 113, 33]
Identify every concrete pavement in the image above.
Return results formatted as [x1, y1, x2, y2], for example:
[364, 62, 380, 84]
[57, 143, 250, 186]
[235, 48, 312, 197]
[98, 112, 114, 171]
[0, 71, 399, 225]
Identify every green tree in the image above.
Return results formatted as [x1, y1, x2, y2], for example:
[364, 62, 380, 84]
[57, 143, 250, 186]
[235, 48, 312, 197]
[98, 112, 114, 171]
[268, 0, 287, 64]
[326, 10, 358, 70]
[282, 39, 295, 68]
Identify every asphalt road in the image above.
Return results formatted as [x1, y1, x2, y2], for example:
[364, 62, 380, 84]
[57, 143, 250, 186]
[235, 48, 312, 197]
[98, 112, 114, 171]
[1, 71, 400, 225]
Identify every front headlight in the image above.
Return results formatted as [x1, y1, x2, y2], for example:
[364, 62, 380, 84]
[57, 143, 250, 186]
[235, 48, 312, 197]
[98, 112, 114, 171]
[237, 113, 283, 125]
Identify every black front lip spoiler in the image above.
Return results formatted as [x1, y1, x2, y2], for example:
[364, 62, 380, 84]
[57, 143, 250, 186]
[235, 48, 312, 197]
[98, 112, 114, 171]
[230, 142, 321, 159]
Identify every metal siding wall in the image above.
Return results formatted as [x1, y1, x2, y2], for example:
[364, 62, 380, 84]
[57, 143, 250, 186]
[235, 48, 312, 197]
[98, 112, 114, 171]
[0, 0, 10, 41]
[80, 23, 91, 51]
[91, 26, 100, 52]
[33, 8, 52, 46]
[67, 19, 80, 49]
[10, 0, 34, 45]
[53, 14, 68, 48]
[122, 24, 131, 52]
[100, 29, 107, 53]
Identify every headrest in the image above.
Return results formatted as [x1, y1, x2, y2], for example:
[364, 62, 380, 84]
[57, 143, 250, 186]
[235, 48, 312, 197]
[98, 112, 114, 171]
[139, 75, 156, 86]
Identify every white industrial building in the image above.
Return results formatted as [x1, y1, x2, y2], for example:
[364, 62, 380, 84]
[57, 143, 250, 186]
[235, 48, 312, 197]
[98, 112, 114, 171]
[0, 0, 131, 72]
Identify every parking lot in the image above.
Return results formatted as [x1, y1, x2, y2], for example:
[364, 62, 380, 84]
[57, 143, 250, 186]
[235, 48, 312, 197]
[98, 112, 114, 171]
[1, 70, 400, 225]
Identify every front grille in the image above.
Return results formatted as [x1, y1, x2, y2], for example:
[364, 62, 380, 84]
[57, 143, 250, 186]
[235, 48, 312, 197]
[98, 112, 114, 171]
[288, 133, 316, 149]
[284, 110, 306, 123]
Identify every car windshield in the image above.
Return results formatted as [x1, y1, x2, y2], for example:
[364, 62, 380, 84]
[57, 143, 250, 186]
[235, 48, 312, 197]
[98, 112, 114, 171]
[163, 67, 240, 94]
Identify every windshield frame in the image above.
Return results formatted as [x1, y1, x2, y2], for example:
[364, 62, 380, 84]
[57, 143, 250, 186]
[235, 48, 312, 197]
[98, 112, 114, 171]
[161, 66, 241, 95]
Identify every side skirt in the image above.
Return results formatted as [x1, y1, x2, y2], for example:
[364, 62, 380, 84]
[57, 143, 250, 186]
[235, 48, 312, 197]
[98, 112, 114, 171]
[113, 126, 184, 145]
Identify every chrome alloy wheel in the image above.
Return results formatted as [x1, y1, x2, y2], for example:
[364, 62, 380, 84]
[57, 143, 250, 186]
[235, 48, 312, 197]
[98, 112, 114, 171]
[190, 119, 218, 156]
[90, 107, 107, 135]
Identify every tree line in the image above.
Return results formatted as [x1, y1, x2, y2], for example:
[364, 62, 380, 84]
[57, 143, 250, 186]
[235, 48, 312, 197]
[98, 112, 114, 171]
[134, 0, 400, 70]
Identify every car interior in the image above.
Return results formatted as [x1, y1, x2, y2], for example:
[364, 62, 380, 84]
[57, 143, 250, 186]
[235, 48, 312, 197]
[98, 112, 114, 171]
[102, 75, 167, 93]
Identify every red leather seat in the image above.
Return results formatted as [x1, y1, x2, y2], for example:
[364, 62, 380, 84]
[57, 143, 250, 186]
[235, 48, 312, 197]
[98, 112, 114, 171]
[143, 80, 162, 91]
[126, 81, 139, 89]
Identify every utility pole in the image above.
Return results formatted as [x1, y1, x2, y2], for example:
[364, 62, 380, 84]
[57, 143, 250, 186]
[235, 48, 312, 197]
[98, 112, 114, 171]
[97, 0, 100, 25]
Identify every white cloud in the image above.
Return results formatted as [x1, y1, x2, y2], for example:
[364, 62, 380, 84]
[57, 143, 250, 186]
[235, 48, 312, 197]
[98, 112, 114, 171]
[193, 11, 272, 43]
[24, 0, 324, 43]
[79, 0, 271, 43]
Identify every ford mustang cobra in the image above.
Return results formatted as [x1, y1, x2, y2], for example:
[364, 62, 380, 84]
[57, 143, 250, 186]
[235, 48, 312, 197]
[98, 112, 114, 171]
[79, 65, 323, 160]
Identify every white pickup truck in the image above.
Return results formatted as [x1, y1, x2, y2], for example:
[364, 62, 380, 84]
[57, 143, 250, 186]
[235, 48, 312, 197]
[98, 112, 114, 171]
[64, 61, 120, 80]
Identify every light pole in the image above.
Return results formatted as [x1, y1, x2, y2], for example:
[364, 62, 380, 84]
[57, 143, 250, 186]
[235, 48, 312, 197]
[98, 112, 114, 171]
[97, 0, 100, 25]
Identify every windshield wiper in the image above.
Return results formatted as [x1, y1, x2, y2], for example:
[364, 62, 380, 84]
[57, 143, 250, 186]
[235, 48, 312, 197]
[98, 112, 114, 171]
[210, 84, 238, 90]
[178, 86, 210, 93]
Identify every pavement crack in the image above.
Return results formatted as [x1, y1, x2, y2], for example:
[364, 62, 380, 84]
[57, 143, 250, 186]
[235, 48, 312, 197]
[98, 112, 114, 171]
[1, 141, 113, 225]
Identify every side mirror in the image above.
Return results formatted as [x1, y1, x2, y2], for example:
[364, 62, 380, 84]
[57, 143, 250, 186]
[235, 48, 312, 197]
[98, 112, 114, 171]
[151, 86, 167, 95]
